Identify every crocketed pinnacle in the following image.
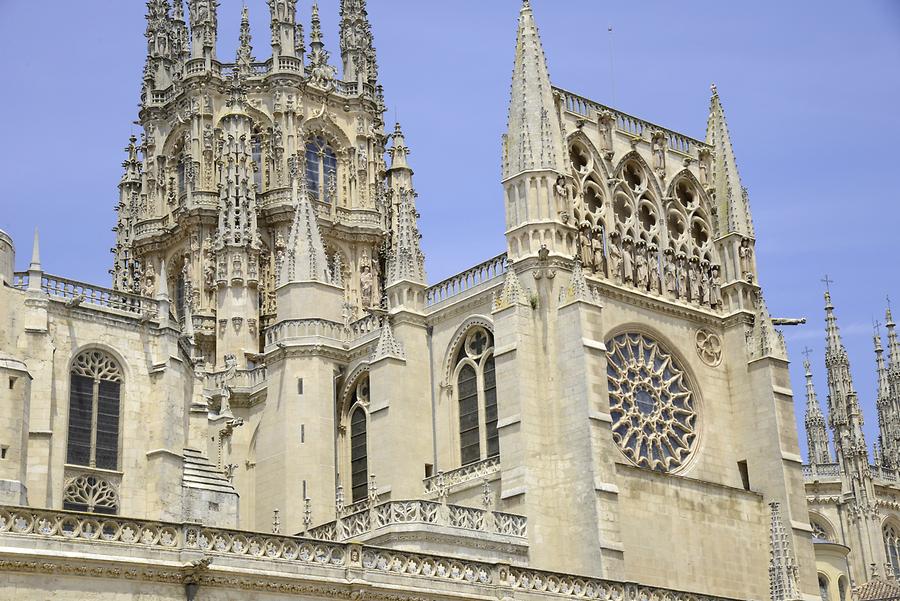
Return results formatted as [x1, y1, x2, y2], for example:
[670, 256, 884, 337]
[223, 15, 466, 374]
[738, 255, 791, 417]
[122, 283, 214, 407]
[503, 0, 566, 180]
[767, 502, 800, 601]
[371, 319, 405, 362]
[340, 0, 378, 85]
[887, 307, 900, 370]
[386, 187, 426, 286]
[706, 85, 755, 238]
[121, 135, 142, 185]
[310, 1, 324, 48]
[877, 331, 890, 403]
[804, 358, 831, 465]
[236, 5, 255, 75]
[494, 267, 529, 311]
[279, 156, 331, 285]
[750, 292, 786, 360]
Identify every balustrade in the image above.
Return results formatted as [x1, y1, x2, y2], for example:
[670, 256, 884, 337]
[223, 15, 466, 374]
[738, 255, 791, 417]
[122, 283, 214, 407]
[12, 272, 155, 316]
[423, 456, 501, 494]
[426, 254, 508, 307]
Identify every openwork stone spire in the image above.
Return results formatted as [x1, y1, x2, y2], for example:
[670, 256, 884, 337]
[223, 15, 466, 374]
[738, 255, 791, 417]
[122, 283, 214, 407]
[279, 156, 331, 285]
[371, 319, 405, 362]
[804, 358, 831, 465]
[236, 6, 255, 77]
[340, 0, 378, 86]
[887, 307, 900, 370]
[502, 0, 566, 180]
[875, 327, 900, 469]
[706, 85, 755, 238]
[767, 502, 801, 601]
[386, 187, 426, 286]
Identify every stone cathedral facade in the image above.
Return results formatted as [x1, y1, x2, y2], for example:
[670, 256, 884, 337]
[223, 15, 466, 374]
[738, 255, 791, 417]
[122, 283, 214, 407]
[0, 1, 894, 600]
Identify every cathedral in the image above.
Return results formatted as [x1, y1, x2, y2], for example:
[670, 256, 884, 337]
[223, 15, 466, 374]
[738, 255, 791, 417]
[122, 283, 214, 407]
[0, 1, 897, 600]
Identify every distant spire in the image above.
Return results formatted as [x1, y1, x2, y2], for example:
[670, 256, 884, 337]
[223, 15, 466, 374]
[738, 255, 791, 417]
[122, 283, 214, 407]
[887, 306, 900, 370]
[279, 155, 331, 285]
[28, 228, 41, 272]
[804, 358, 831, 465]
[236, 5, 255, 76]
[339, 0, 378, 85]
[502, 0, 566, 179]
[877, 330, 890, 403]
[706, 85, 755, 238]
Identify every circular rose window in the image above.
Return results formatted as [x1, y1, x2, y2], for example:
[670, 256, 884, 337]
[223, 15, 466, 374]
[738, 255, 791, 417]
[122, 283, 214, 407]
[606, 333, 698, 472]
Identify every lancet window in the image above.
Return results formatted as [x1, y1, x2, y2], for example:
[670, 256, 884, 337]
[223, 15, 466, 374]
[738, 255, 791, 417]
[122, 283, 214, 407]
[885, 522, 900, 577]
[344, 374, 370, 503]
[66, 351, 123, 471]
[453, 326, 499, 466]
[305, 136, 338, 204]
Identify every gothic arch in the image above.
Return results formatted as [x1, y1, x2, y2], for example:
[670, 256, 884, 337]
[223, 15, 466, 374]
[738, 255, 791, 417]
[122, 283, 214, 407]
[66, 343, 131, 382]
[339, 362, 370, 417]
[566, 131, 611, 181]
[613, 151, 665, 202]
[214, 105, 273, 132]
[301, 118, 352, 153]
[808, 512, 836, 542]
[442, 316, 495, 386]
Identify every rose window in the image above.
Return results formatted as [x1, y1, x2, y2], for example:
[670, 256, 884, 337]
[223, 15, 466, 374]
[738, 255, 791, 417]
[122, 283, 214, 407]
[606, 333, 698, 472]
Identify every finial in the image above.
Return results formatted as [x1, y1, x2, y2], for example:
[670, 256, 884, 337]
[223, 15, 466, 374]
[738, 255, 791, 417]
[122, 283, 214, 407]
[302, 497, 312, 532]
[821, 274, 834, 294]
[272, 508, 281, 534]
[710, 83, 718, 96]
[28, 228, 41, 272]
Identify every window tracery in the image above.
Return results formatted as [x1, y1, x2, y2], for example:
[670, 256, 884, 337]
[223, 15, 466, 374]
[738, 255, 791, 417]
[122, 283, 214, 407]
[810, 518, 833, 542]
[344, 374, 370, 503]
[305, 136, 338, 204]
[885, 522, 900, 577]
[63, 474, 119, 515]
[67, 351, 123, 472]
[453, 326, 499, 466]
[606, 333, 698, 473]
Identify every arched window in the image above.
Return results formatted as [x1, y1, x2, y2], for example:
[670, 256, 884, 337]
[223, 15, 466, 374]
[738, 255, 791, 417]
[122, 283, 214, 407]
[67, 351, 123, 471]
[810, 518, 834, 543]
[838, 577, 847, 601]
[818, 574, 829, 601]
[453, 326, 499, 466]
[347, 375, 370, 503]
[305, 136, 337, 204]
[885, 522, 900, 577]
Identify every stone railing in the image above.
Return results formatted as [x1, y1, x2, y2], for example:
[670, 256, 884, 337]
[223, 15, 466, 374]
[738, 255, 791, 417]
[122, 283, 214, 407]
[265, 315, 382, 347]
[206, 366, 268, 393]
[133, 216, 169, 238]
[12, 272, 156, 316]
[426, 254, 508, 307]
[307, 499, 527, 542]
[802, 463, 840, 481]
[872, 465, 899, 483]
[335, 207, 384, 228]
[423, 456, 501, 495]
[0, 505, 740, 601]
[555, 87, 706, 155]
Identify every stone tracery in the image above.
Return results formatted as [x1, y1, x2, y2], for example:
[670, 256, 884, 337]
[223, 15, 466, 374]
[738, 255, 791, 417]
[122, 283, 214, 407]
[606, 333, 698, 472]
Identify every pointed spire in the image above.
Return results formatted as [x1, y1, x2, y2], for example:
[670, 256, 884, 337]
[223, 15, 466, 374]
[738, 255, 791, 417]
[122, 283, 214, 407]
[386, 187, 426, 286]
[749, 292, 787, 360]
[560, 258, 599, 305]
[388, 122, 411, 171]
[310, 1, 323, 49]
[28, 228, 41, 272]
[804, 358, 831, 465]
[767, 502, 801, 601]
[121, 135, 142, 185]
[502, 0, 566, 179]
[340, 0, 378, 85]
[493, 267, 529, 311]
[371, 319, 405, 362]
[887, 305, 900, 370]
[877, 329, 890, 402]
[706, 85, 755, 238]
[279, 155, 331, 285]
[236, 5, 255, 76]
[307, 1, 336, 86]
[824, 291, 847, 362]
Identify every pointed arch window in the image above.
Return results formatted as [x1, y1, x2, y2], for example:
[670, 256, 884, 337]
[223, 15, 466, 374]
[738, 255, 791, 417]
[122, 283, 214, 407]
[885, 523, 900, 578]
[67, 351, 123, 471]
[453, 326, 499, 466]
[344, 374, 370, 503]
[305, 136, 338, 204]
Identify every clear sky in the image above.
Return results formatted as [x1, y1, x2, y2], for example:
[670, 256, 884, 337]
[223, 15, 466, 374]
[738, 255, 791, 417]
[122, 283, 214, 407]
[1, 1, 899, 460]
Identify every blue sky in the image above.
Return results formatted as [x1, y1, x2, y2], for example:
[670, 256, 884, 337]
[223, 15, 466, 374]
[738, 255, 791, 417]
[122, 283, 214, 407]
[1, 1, 899, 460]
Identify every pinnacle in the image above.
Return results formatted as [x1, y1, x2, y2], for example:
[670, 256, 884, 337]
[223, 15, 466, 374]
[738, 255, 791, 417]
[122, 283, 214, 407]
[279, 156, 331, 285]
[706, 86, 754, 238]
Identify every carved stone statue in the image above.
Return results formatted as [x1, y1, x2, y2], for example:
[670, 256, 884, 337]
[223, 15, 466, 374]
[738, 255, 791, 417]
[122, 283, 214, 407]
[688, 258, 700, 304]
[578, 223, 593, 270]
[622, 237, 634, 285]
[555, 175, 568, 201]
[664, 250, 677, 298]
[675, 255, 687, 300]
[142, 261, 157, 297]
[635, 242, 649, 291]
[700, 261, 711, 306]
[710, 264, 723, 308]
[608, 235, 622, 283]
[591, 227, 605, 276]
[739, 237, 754, 282]
[360, 265, 374, 309]
[648, 245, 661, 294]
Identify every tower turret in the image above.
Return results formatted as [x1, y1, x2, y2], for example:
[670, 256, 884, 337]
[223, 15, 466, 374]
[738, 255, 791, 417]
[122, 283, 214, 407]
[268, 0, 302, 71]
[804, 358, 831, 465]
[339, 0, 378, 87]
[501, 0, 573, 262]
[188, 0, 218, 65]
